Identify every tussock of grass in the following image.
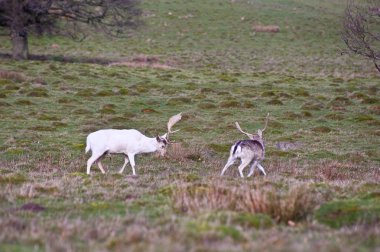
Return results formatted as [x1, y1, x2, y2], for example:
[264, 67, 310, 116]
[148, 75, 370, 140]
[0, 173, 27, 185]
[311, 126, 332, 133]
[0, 101, 11, 106]
[0, 70, 27, 82]
[219, 100, 241, 108]
[26, 88, 49, 97]
[198, 102, 217, 109]
[167, 143, 204, 162]
[301, 101, 324, 111]
[166, 97, 192, 105]
[95, 90, 114, 96]
[172, 182, 323, 223]
[266, 99, 284, 105]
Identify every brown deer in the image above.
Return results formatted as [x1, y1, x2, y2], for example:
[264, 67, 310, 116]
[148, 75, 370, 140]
[221, 114, 269, 178]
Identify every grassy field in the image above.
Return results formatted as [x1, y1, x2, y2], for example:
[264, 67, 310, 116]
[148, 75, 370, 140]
[0, 0, 379, 251]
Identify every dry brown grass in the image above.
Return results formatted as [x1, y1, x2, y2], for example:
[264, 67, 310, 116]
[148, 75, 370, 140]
[0, 70, 27, 82]
[165, 143, 205, 163]
[171, 180, 323, 223]
[252, 24, 280, 33]
[108, 55, 174, 69]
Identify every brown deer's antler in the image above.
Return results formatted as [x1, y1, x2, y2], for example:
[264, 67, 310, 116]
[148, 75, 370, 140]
[235, 122, 254, 139]
[261, 113, 270, 132]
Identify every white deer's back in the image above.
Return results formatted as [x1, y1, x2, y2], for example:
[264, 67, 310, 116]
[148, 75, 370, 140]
[87, 129, 146, 154]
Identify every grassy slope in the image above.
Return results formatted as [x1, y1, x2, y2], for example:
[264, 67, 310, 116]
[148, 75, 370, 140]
[0, 0, 379, 251]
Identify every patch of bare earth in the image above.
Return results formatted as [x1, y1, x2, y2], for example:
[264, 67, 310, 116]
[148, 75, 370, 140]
[108, 55, 174, 69]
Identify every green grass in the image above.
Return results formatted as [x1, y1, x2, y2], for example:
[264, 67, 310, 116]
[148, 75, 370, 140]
[0, 0, 379, 251]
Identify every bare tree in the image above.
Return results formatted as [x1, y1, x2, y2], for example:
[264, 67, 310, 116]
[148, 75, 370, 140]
[342, 0, 380, 73]
[0, 0, 141, 60]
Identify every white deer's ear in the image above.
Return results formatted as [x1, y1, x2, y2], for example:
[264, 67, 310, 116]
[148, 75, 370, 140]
[161, 133, 168, 139]
[156, 136, 162, 142]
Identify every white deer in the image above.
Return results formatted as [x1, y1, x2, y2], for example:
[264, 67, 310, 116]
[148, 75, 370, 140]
[85, 113, 182, 175]
[221, 114, 269, 178]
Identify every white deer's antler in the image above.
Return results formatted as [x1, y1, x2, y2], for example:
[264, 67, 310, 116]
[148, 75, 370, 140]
[235, 122, 254, 139]
[167, 112, 182, 139]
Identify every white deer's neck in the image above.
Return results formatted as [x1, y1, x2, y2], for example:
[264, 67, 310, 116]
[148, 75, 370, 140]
[138, 136, 158, 154]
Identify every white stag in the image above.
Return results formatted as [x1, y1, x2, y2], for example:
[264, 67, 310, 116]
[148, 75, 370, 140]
[85, 113, 182, 175]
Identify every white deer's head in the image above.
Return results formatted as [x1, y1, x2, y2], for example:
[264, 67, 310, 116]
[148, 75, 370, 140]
[156, 112, 182, 156]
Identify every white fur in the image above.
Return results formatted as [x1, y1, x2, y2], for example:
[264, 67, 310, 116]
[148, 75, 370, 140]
[85, 129, 167, 175]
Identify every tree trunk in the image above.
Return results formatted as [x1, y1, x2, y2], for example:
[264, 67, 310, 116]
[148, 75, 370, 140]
[11, 28, 29, 60]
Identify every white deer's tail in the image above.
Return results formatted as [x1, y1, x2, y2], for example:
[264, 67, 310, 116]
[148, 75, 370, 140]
[85, 138, 91, 153]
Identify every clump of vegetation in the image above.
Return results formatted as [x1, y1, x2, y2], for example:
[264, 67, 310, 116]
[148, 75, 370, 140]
[0, 173, 27, 185]
[218, 73, 238, 82]
[172, 182, 323, 223]
[200, 87, 214, 93]
[4, 83, 20, 91]
[167, 143, 204, 162]
[38, 114, 60, 121]
[315, 197, 380, 228]
[283, 112, 301, 119]
[361, 97, 379, 104]
[118, 88, 129, 95]
[72, 108, 91, 115]
[325, 113, 345, 120]
[26, 88, 49, 97]
[294, 88, 310, 97]
[58, 97, 78, 104]
[312, 126, 332, 133]
[0, 101, 11, 106]
[29, 125, 55, 131]
[354, 114, 374, 122]
[167, 97, 192, 105]
[219, 100, 241, 108]
[329, 96, 353, 106]
[95, 90, 114, 96]
[52, 121, 68, 127]
[261, 91, 276, 97]
[301, 101, 324, 111]
[14, 99, 33, 105]
[76, 88, 96, 97]
[0, 70, 27, 82]
[198, 102, 217, 109]
[266, 99, 283, 105]
[232, 213, 274, 229]
[141, 108, 158, 113]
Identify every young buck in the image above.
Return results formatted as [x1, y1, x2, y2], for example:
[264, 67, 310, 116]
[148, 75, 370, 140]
[85, 113, 182, 175]
[221, 114, 269, 178]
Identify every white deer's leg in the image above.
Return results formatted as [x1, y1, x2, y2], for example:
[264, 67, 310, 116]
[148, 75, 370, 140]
[97, 160, 106, 174]
[221, 156, 236, 176]
[238, 158, 251, 178]
[257, 163, 267, 176]
[119, 155, 129, 174]
[127, 154, 136, 175]
[247, 160, 258, 177]
[86, 152, 102, 175]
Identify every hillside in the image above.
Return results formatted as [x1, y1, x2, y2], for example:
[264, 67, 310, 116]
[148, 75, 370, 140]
[0, 0, 379, 251]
